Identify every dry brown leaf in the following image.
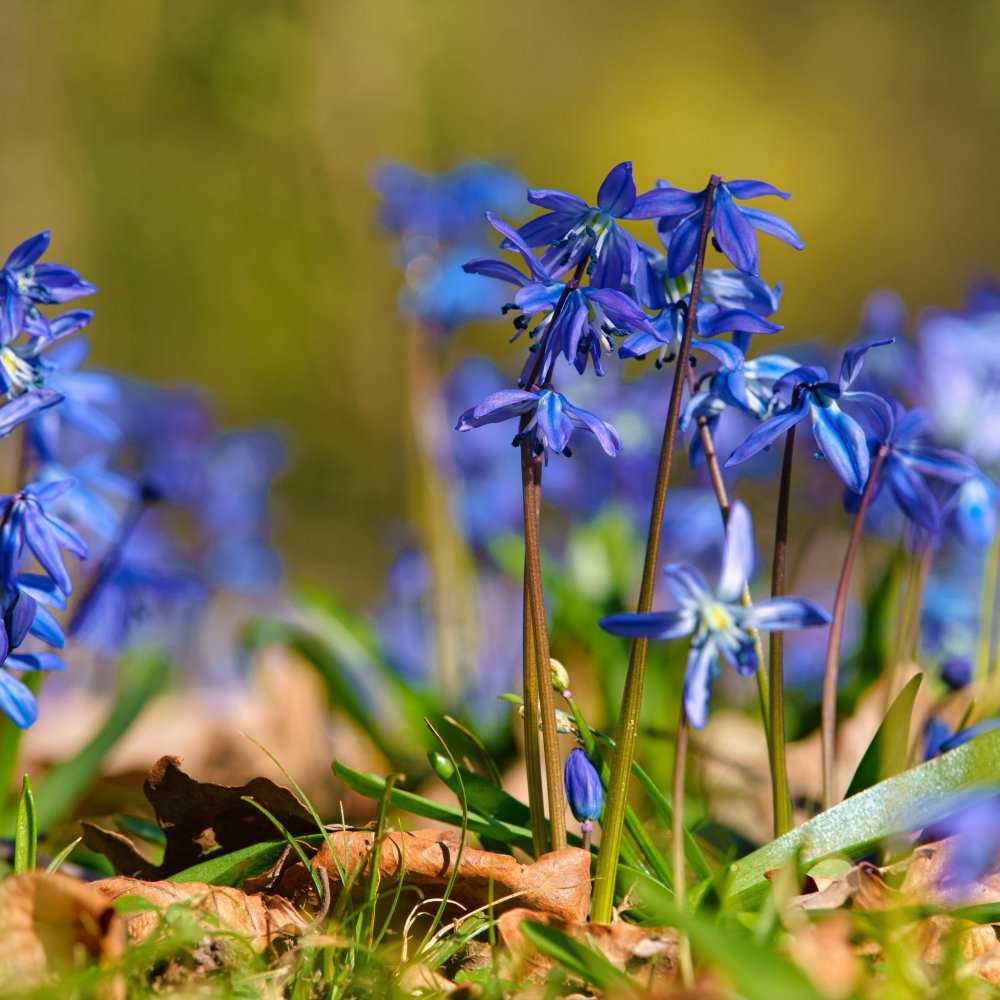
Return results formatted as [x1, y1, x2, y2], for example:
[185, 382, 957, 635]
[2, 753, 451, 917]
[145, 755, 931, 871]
[791, 862, 898, 912]
[92, 876, 309, 951]
[0, 872, 125, 991]
[784, 914, 860, 1000]
[83, 755, 320, 879]
[495, 907, 677, 993]
[901, 838, 1000, 907]
[277, 830, 591, 922]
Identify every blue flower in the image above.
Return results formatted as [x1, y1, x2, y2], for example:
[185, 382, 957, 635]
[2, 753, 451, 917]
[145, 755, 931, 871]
[465, 213, 658, 378]
[629, 178, 804, 277]
[599, 502, 830, 728]
[919, 793, 1000, 892]
[564, 748, 603, 824]
[0, 591, 66, 729]
[0, 481, 88, 595]
[940, 656, 973, 690]
[946, 474, 998, 552]
[456, 387, 622, 460]
[725, 339, 894, 493]
[1, 232, 97, 343]
[513, 161, 646, 288]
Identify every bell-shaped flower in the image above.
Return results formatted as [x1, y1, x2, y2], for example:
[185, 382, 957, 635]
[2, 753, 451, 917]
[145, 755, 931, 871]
[724, 339, 894, 493]
[564, 748, 603, 825]
[599, 502, 830, 729]
[629, 178, 804, 277]
[456, 387, 622, 460]
[0, 591, 66, 729]
[465, 213, 658, 379]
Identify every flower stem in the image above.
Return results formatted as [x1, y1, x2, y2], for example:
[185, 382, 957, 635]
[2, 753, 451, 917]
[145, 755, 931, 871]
[821, 443, 889, 811]
[590, 176, 720, 923]
[768, 424, 796, 837]
[977, 527, 1000, 679]
[684, 367, 770, 741]
[672, 699, 694, 988]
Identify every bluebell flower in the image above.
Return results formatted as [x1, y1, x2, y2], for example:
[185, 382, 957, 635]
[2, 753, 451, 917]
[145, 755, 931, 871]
[0, 481, 88, 595]
[0, 591, 66, 729]
[940, 656, 973, 690]
[456, 387, 622, 460]
[599, 502, 831, 728]
[465, 213, 659, 378]
[513, 161, 647, 288]
[1, 233, 97, 343]
[869, 406, 980, 534]
[629, 178, 804, 277]
[725, 339, 895, 493]
[944, 472, 997, 552]
[922, 717, 953, 761]
[564, 748, 603, 824]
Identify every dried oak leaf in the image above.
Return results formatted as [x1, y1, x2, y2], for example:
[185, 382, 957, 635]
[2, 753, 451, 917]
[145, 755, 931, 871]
[91, 877, 309, 952]
[790, 862, 898, 911]
[83, 754, 318, 879]
[278, 830, 591, 923]
[496, 907, 677, 993]
[0, 872, 125, 989]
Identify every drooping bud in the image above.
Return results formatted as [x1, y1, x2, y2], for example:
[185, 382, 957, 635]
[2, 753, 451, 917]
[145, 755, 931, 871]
[563, 748, 603, 824]
[550, 657, 570, 693]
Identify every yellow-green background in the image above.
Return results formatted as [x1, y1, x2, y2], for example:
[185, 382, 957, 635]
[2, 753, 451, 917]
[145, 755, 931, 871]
[2, 0, 998, 598]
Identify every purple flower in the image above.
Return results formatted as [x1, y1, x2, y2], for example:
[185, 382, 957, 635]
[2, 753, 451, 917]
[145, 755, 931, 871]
[725, 339, 894, 493]
[564, 748, 603, 823]
[1, 232, 97, 344]
[629, 178, 804, 277]
[456, 387, 622, 460]
[514, 161, 646, 288]
[0, 591, 66, 729]
[465, 213, 658, 379]
[920, 793, 1000, 893]
[599, 502, 830, 728]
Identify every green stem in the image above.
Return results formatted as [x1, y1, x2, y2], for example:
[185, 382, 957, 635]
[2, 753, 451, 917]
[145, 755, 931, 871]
[821, 443, 889, 811]
[976, 527, 1000, 679]
[672, 700, 695, 987]
[521, 442, 567, 852]
[590, 176, 721, 923]
[768, 424, 796, 837]
[564, 693, 672, 886]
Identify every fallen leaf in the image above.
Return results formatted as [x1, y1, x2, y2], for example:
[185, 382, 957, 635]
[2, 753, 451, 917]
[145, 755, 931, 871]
[901, 838, 1000, 908]
[92, 876, 310, 951]
[791, 862, 897, 911]
[495, 907, 677, 992]
[0, 872, 124, 991]
[278, 830, 592, 922]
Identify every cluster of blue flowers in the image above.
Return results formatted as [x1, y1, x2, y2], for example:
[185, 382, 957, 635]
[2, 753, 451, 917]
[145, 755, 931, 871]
[0, 232, 284, 729]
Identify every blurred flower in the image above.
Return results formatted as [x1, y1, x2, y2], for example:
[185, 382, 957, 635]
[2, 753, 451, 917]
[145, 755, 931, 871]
[945, 472, 998, 552]
[629, 178, 804, 277]
[0, 481, 88, 596]
[0, 591, 66, 728]
[456, 387, 622, 460]
[920, 793, 1000, 892]
[940, 656, 973, 690]
[599, 502, 830, 728]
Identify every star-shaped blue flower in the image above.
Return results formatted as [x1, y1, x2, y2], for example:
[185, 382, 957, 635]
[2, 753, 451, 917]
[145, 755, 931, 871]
[456, 387, 622, 460]
[599, 502, 830, 728]
[629, 178, 804, 277]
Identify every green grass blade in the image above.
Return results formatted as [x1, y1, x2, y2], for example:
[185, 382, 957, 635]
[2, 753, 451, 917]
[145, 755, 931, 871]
[14, 774, 37, 874]
[25, 650, 168, 832]
[518, 920, 639, 996]
[724, 727, 1000, 911]
[45, 836, 83, 875]
[364, 772, 401, 948]
[167, 836, 322, 886]
[845, 672, 922, 799]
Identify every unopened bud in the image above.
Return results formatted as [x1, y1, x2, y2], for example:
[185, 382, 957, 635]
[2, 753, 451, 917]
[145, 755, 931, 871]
[550, 658, 570, 693]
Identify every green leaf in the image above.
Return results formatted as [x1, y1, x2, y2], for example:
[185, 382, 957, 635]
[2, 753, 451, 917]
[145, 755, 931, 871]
[25, 651, 168, 832]
[167, 837, 317, 886]
[333, 760, 540, 853]
[45, 837, 82, 875]
[427, 752, 531, 828]
[724, 727, 1000, 911]
[13, 774, 36, 874]
[638, 882, 821, 1000]
[518, 920, 639, 997]
[845, 672, 923, 799]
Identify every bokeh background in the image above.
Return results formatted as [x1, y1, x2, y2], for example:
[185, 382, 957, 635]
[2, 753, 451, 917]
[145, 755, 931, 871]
[2, 0, 999, 601]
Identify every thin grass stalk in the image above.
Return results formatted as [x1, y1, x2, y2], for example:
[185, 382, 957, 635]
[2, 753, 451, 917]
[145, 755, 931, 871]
[976, 527, 1000, 679]
[590, 176, 720, 922]
[821, 444, 889, 810]
[768, 423, 797, 836]
[671, 700, 694, 988]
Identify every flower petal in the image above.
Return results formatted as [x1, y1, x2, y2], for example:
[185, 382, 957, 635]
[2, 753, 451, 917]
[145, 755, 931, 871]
[886, 456, 940, 532]
[739, 207, 805, 251]
[598, 608, 697, 640]
[0, 669, 38, 728]
[712, 188, 759, 275]
[456, 389, 537, 430]
[743, 596, 832, 630]
[811, 401, 871, 494]
[596, 161, 636, 216]
[717, 501, 755, 602]
[724, 179, 791, 200]
[526, 189, 588, 214]
[627, 185, 701, 220]
[724, 394, 810, 468]
[5, 231, 50, 271]
[683, 640, 717, 730]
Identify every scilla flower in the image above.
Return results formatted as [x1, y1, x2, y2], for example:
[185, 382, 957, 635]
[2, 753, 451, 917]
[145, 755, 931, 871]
[599, 502, 831, 728]
[564, 747, 603, 848]
[456, 387, 622, 460]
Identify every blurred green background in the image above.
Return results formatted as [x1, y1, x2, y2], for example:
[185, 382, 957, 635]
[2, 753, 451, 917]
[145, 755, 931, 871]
[2, 0, 999, 600]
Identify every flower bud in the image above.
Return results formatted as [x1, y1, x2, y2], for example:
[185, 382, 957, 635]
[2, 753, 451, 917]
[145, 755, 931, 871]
[941, 657, 972, 691]
[563, 748, 603, 823]
[550, 658, 570, 693]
